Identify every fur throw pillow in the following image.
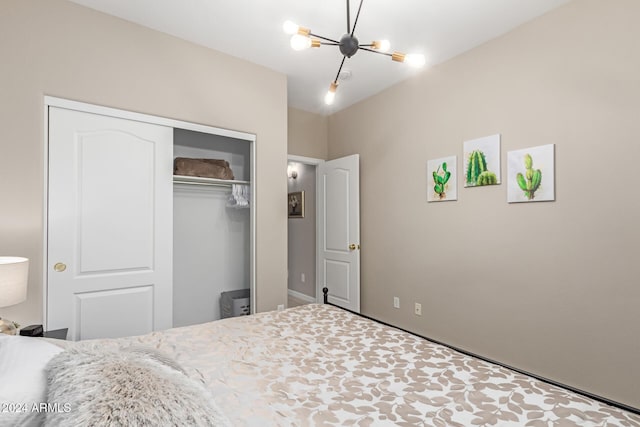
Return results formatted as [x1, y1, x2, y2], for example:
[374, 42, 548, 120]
[45, 345, 231, 427]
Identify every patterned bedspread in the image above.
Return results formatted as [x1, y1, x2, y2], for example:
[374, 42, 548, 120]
[72, 304, 640, 426]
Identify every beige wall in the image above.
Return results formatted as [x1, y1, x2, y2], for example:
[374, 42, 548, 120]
[288, 107, 328, 160]
[328, 0, 640, 408]
[0, 0, 288, 325]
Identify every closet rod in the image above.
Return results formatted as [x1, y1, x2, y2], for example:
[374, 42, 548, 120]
[173, 175, 250, 188]
[173, 181, 234, 188]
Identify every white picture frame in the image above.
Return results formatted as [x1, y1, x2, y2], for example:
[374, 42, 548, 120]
[463, 134, 501, 187]
[507, 144, 555, 203]
[427, 156, 457, 202]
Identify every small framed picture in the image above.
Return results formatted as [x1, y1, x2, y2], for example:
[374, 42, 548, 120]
[427, 156, 457, 202]
[463, 134, 501, 187]
[288, 191, 305, 218]
[507, 144, 555, 203]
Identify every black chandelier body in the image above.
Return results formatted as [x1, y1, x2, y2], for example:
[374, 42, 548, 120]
[284, 0, 425, 105]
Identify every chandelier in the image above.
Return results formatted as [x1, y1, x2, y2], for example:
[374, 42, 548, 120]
[283, 0, 426, 106]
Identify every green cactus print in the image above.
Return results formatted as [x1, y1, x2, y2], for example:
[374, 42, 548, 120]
[466, 150, 497, 186]
[466, 150, 486, 185]
[476, 171, 497, 186]
[432, 162, 451, 199]
[516, 153, 542, 200]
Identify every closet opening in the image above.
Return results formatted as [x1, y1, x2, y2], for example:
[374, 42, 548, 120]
[173, 129, 252, 327]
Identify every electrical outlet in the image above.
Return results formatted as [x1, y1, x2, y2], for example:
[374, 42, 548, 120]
[414, 303, 422, 316]
[277, 304, 285, 311]
[393, 297, 400, 309]
[301, 273, 305, 283]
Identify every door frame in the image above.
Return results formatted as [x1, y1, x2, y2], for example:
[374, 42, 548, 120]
[286, 154, 324, 303]
[43, 96, 257, 329]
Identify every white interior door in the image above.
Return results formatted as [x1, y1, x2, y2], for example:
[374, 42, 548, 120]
[317, 154, 360, 312]
[47, 107, 173, 340]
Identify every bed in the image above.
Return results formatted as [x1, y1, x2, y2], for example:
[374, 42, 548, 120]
[1, 299, 639, 426]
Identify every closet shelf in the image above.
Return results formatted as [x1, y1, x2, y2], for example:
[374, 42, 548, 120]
[173, 175, 250, 187]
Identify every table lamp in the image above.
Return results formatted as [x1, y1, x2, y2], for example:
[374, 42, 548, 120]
[0, 256, 29, 335]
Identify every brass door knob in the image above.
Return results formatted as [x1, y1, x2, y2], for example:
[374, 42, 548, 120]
[348, 244, 360, 250]
[53, 262, 67, 272]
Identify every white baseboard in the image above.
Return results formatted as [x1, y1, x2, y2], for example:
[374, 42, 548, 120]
[287, 289, 316, 303]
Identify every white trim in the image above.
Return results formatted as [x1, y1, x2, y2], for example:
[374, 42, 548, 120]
[44, 96, 258, 321]
[250, 129, 257, 315]
[315, 166, 321, 305]
[44, 96, 256, 143]
[287, 289, 316, 304]
[287, 154, 324, 165]
[42, 101, 50, 329]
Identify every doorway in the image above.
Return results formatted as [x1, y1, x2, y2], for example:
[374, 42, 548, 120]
[287, 153, 361, 312]
[287, 155, 323, 307]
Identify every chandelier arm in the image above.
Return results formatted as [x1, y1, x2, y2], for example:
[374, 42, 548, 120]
[350, 0, 365, 37]
[347, 0, 351, 34]
[359, 46, 392, 57]
[321, 42, 339, 46]
[310, 33, 340, 44]
[333, 56, 347, 83]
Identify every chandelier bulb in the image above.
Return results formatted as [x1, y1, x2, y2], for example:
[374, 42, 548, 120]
[283, 20, 299, 35]
[405, 53, 426, 68]
[283, 20, 310, 36]
[324, 82, 338, 105]
[372, 40, 390, 52]
[391, 52, 426, 68]
[290, 34, 312, 51]
[324, 92, 336, 105]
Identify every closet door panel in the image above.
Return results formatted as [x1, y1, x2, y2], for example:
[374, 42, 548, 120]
[48, 107, 173, 340]
[75, 285, 154, 340]
[78, 131, 155, 273]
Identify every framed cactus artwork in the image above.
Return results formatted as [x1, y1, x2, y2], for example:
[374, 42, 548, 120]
[507, 144, 555, 203]
[427, 156, 457, 202]
[463, 134, 501, 187]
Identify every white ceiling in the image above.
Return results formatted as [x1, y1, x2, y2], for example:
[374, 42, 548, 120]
[69, 0, 570, 115]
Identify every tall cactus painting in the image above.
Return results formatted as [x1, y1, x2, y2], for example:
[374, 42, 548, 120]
[516, 154, 542, 200]
[507, 144, 555, 203]
[433, 163, 451, 197]
[466, 150, 487, 185]
[427, 156, 457, 202]
[463, 134, 501, 187]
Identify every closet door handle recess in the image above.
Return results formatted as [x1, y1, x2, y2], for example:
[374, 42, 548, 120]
[53, 262, 67, 272]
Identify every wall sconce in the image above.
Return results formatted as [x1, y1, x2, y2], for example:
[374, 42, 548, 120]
[287, 164, 298, 179]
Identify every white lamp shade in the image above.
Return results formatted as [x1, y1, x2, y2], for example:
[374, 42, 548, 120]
[0, 257, 29, 307]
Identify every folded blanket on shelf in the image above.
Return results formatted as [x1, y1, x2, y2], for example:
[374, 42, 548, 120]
[174, 157, 234, 180]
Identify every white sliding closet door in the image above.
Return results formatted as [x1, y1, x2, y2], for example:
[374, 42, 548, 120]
[47, 107, 173, 341]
